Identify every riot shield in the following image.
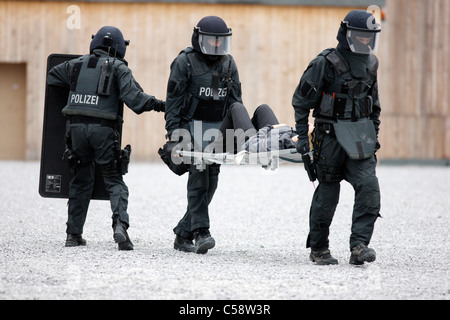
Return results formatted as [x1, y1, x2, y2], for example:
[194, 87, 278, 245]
[39, 53, 122, 200]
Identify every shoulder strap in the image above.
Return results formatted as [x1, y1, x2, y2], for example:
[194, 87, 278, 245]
[318, 47, 335, 58]
[183, 48, 208, 77]
[324, 49, 349, 76]
[221, 55, 234, 116]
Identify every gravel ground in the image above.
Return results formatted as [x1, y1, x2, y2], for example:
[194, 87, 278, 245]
[0, 161, 448, 301]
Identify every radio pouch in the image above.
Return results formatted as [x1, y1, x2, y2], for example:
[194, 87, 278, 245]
[319, 93, 335, 117]
[98, 60, 114, 96]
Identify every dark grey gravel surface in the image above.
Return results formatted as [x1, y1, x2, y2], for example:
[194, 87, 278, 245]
[0, 161, 448, 300]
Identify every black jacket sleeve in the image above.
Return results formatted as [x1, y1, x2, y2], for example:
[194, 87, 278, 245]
[292, 55, 328, 131]
[47, 61, 71, 87]
[115, 62, 161, 115]
[164, 53, 191, 137]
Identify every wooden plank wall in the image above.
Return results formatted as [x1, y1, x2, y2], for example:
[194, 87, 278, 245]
[0, 0, 448, 160]
[377, 0, 450, 159]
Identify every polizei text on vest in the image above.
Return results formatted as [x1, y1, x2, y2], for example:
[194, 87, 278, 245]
[70, 93, 99, 106]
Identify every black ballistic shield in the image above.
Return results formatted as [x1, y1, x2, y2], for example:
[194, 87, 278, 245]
[39, 54, 122, 200]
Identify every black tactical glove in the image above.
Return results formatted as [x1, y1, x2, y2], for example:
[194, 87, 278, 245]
[152, 99, 165, 112]
[295, 138, 310, 155]
[295, 123, 310, 154]
[301, 150, 317, 182]
[295, 123, 316, 182]
[158, 140, 189, 176]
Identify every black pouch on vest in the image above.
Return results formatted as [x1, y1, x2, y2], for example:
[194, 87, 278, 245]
[319, 93, 335, 117]
[333, 118, 377, 160]
[360, 96, 373, 117]
[98, 60, 114, 96]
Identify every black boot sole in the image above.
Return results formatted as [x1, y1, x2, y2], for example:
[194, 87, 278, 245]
[114, 230, 133, 250]
[113, 232, 127, 244]
[349, 251, 376, 265]
[309, 254, 338, 265]
[65, 235, 86, 247]
[195, 238, 215, 254]
[65, 241, 86, 247]
[118, 240, 134, 251]
[174, 243, 196, 253]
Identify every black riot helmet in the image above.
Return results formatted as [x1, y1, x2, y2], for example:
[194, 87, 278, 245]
[90, 26, 130, 59]
[337, 10, 381, 54]
[191, 16, 232, 56]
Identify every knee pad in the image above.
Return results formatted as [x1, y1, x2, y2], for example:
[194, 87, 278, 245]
[358, 176, 380, 209]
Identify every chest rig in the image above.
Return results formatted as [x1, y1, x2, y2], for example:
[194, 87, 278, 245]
[181, 48, 233, 123]
[315, 48, 378, 122]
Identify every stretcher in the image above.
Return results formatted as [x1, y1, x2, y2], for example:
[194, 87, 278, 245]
[178, 148, 303, 171]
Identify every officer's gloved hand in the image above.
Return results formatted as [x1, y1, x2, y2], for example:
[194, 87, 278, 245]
[158, 139, 189, 176]
[295, 139, 310, 155]
[295, 123, 310, 155]
[152, 99, 165, 112]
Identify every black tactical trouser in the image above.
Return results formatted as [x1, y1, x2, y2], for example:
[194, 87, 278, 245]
[66, 123, 129, 235]
[307, 126, 381, 251]
[173, 163, 220, 240]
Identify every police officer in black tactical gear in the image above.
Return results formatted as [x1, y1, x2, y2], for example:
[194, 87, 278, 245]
[292, 10, 382, 265]
[164, 16, 242, 254]
[47, 26, 165, 250]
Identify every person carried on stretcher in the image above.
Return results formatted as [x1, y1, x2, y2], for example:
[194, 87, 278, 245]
[166, 102, 313, 173]
[205, 102, 311, 154]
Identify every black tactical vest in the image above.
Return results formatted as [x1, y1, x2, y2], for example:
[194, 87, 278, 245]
[181, 48, 233, 122]
[62, 54, 122, 120]
[315, 48, 378, 121]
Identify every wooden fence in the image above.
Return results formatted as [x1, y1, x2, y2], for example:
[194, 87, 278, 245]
[0, 0, 448, 160]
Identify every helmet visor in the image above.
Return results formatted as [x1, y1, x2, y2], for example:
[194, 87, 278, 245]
[198, 33, 232, 55]
[346, 28, 380, 54]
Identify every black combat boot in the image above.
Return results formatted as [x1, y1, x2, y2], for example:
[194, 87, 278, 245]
[65, 234, 87, 247]
[113, 221, 133, 251]
[349, 243, 376, 265]
[193, 228, 215, 254]
[174, 235, 195, 253]
[310, 249, 339, 265]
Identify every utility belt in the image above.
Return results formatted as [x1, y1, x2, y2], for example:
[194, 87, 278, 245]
[69, 116, 118, 129]
[315, 117, 370, 135]
[315, 121, 335, 136]
[65, 117, 131, 175]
